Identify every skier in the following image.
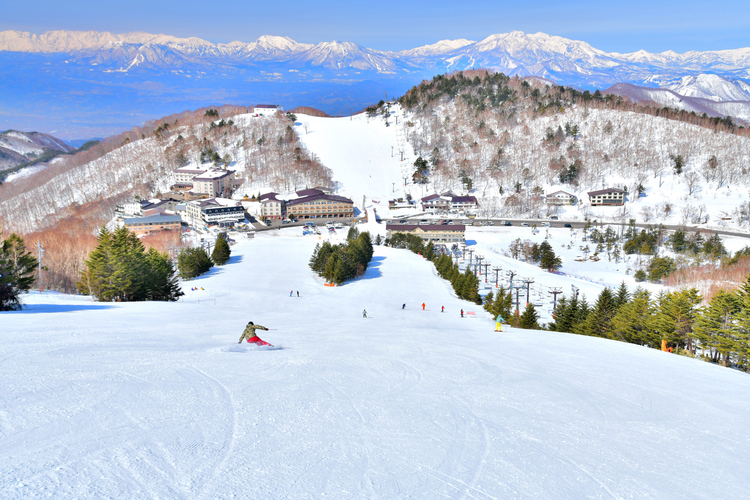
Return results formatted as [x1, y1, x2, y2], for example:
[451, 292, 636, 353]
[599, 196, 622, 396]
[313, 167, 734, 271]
[290, 290, 293, 297]
[238, 321, 271, 345]
[441, 306, 445, 313]
[422, 303, 426, 311]
[460, 309, 464, 318]
[402, 304, 406, 309]
[363, 309, 367, 318]
[297, 291, 300, 297]
[495, 314, 504, 332]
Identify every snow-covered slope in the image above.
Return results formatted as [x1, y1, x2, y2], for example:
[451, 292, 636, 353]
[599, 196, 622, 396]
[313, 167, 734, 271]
[2, 231, 749, 498]
[295, 109, 411, 203]
[667, 74, 750, 102]
[605, 82, 750, 123]
[0, 130, 75, 169]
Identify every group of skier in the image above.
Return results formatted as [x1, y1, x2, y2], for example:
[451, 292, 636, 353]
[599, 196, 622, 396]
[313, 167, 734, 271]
[238, 289, 509, 347]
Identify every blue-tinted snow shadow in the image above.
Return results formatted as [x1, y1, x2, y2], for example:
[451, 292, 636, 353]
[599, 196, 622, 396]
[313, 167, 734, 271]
[187, 254, 243, 283]
[464, 239, 477, 246]
[358, 256, 384, 281]
[2, 304, 114, 314]
[226, 254, 243, 265]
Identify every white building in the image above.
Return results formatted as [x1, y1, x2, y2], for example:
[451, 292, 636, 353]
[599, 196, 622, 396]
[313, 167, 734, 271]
[588, 188, 625, 206]
[253, 105, 282, 116]
[546, 190, 577, 206]
[191, 168, 235, 198]
[185, 199, 245, 228]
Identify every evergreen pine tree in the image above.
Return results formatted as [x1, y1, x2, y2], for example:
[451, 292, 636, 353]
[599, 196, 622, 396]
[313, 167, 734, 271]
[0, 232, 38, 311]
[654, 288, 701, 354]
[694, 290, 740, 365]
[212, 235, 231, 265]
[585, 288, 617, 338]
[611, 288, 655, 345]
[519, 303, 540, 329]
[614, 281, 630, 310]
[177, 247, 213, 279]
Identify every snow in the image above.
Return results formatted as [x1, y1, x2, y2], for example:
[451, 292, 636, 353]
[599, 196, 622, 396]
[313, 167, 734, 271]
[3, 231, 750, 498]
[295, 110, 411, 205]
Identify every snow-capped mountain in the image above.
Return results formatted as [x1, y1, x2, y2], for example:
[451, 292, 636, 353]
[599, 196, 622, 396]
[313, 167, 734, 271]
[666, 74, 750, 102]
[2, 29, 750, 139]
[2, 29, 750, 85]
[0, 130, 75, 170]
[604, 80, 750, 124]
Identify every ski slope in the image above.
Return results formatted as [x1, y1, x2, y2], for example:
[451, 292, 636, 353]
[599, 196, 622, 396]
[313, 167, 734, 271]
[3, 230, 750, 499]
[295, 110, 412, 205]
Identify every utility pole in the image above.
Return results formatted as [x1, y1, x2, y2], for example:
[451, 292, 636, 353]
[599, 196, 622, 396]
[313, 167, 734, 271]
[549, 287, 563, 311]
[37, 241, 45, 292]
[466, 249, 475, 267]
[522, 278, 534, 307]
[492, 267, 502, 288]
[515, 287, 521, 316]
[475, 255, 484, 276]
[506, 270, 517, 290]
[481, 262, 490, 282]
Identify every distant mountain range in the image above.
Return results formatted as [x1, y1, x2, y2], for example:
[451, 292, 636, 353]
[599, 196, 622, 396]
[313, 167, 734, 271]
[1, 29, 749, 138]
[0, 130, 74, 171]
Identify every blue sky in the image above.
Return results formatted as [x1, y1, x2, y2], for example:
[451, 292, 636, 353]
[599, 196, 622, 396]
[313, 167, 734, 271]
[3, 0, 749, 53]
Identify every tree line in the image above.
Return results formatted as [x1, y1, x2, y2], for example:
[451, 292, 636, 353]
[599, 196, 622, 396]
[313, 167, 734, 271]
[545, 282, 750, 372]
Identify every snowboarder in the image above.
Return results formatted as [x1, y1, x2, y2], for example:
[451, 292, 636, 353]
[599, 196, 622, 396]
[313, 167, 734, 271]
[422, 303, 425, 311]
[402, 304, 406, 309]
[460, 309, 464, 318]
[238, 321, 271, 345]
[495, 315, 504, 332]
[363, 309, 367, 318]
[441, 306, 445, 313]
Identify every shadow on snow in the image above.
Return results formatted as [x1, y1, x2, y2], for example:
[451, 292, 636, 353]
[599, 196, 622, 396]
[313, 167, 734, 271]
[3, 304, 114, 314]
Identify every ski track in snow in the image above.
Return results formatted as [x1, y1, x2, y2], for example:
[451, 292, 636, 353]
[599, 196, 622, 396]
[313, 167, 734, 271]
[2, 231, 750, 498]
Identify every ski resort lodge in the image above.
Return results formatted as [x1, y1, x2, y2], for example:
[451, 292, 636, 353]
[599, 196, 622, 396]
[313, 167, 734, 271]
[385, 223, 466, 244]
[253, 104, 282, 116]
[123, 214, 182, 236]
[587, 188, 625, 206]
[421, 191, 478, 212]
[546, 190, 577, 206]
[185, 198, 245, 228]
[285, 189, 354, 219]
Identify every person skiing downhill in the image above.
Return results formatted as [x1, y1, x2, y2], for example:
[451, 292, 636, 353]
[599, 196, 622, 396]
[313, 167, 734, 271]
[402, 304, 406, 309]
[422, 303, 426, 311]
[441, 306, 445, 313]
[238, 321, 271, 345]
[460, 309, 464, 318]
[363, 309, 367, 318]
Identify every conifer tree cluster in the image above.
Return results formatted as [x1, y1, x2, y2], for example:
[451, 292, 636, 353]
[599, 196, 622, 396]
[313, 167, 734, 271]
[77, 227, 183, 302]
[177, 247, 213, 279]
[309, 232, 374, 285]
[483, 287, 513, 322]
[432, 254, 482, 304]
[549, 279, 750, 372]
[0, 232, 38, 311]
[211, 234, 231, 265]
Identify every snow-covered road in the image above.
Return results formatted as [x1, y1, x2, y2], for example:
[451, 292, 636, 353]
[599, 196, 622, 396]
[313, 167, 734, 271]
[2, 230, 750, 498]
